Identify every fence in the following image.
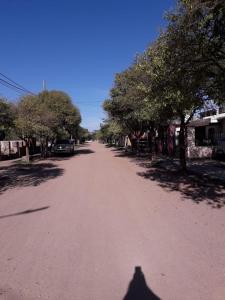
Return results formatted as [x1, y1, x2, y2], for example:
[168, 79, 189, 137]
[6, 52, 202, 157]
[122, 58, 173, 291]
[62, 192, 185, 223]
[0, 140, 26, 158]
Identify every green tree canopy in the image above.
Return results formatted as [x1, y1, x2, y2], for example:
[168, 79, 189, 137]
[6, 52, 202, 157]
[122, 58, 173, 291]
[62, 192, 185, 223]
[38, 90, 81, 139]
[0, 98, 15, 140]
[102, 0, 225, 170]
[15, 90, 81, 160]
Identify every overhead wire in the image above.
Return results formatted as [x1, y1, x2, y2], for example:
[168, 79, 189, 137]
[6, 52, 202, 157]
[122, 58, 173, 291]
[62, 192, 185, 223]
[0, 71, 105, 102]
[0, 72, 34, 94]
[0, 79, 25, 95]
[0, 78, 30, 94]
[0, 72, 35, 95]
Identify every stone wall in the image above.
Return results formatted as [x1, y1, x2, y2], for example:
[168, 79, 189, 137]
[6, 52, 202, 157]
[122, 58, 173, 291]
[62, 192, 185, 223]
[187, 127, 213, 158]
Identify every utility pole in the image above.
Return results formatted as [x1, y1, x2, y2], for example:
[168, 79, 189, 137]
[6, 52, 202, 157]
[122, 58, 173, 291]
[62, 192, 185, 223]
[42, 80, 46, 91]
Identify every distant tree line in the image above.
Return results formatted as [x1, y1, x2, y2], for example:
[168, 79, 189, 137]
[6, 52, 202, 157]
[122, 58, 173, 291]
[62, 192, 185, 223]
[0, 90, 89, 161]
[99, 0, 225, 170]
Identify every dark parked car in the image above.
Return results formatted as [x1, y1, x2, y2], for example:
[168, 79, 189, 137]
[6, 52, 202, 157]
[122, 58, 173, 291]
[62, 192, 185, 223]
[52, 139, 75, 155]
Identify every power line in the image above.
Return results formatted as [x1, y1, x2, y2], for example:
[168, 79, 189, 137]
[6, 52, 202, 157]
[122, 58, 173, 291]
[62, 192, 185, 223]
[0, 72, 31, 93]
[0, 78, 33, 95]
[0, 78, 31, 94]
[0, 72, 35, 95]
[0, 79, 25, 95]
[0, 72, 35, 94]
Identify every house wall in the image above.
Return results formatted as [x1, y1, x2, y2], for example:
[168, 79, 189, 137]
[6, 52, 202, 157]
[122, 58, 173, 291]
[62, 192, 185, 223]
[205, 125, 219, 139]
[187, 127, 213, 158]
[220, 119, 225, 136]
[0, 140, 25, 156]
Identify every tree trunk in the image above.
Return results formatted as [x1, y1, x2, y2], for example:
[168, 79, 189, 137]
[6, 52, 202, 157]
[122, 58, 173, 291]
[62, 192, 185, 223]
[128, 134, 135, 152]
[179, 115, 187, 171]
[41, 138, 48, 158]
[45, 138, 49, 157]
[40, 142, 44, 158]
[137, 138, 140, 154]
[25, 141, 30, 162]
[148, 126, 155, 160]
[17, 142, 21, 158]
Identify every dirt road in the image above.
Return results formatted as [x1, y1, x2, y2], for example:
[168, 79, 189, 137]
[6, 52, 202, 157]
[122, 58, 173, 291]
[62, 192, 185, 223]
[0, 142, 224, 300]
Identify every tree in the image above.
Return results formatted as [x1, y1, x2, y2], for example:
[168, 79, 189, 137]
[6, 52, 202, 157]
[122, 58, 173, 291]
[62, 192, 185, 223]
[75, 126, 90, 143]
[15, 90, 81, 161]
[37, 90, 81, 156]
[38, 90, 81, 140]
[103, 0, 225, 170]
[103, 61, 154, 150]
[96, 120, 125, 145]
[154, 0, 225, 170]
[181, 0, 225, 101]
[0, 98, 15, 140]
[145, 32, 205, 170]
[15, 95, 43, 161]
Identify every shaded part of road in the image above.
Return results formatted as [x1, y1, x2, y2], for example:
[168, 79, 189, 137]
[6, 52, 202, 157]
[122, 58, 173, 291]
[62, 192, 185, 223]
[0, 162, 64, 194]
[47, 148, 95, 161]
[123, 266, 161, 300]
[137, 167, 225, 208]
[74, 149, 95, 155]
[112, 147, 225, 208]
[0, 206, 49, 219]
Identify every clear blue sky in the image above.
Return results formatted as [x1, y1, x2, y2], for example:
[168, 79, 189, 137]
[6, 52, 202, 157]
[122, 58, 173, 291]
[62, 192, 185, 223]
[0, 0, 175, 131]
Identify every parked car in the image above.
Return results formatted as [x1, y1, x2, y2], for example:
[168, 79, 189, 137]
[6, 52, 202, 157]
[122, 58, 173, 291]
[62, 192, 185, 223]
[52, 139, 74, 155]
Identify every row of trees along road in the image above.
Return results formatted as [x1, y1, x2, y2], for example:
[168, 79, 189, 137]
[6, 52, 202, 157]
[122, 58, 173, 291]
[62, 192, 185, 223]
[102, 0, 225, 171]
[0, 90, 85, 162]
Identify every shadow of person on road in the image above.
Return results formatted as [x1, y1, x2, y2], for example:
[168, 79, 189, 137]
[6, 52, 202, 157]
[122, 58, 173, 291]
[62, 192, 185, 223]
[123, 266, 161, 300]
[0, 206, 49, 219]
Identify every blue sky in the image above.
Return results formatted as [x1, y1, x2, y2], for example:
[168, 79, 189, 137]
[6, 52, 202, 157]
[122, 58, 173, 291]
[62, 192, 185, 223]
[0, 0, 175, 131]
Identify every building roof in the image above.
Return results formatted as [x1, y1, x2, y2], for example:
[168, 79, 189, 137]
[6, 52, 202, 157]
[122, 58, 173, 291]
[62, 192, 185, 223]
[189, 112, 225, 127]
[189, 118, 212, 127]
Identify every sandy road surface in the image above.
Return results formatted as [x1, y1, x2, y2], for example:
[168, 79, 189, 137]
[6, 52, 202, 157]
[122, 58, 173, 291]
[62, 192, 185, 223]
[0, 142, 224, 300]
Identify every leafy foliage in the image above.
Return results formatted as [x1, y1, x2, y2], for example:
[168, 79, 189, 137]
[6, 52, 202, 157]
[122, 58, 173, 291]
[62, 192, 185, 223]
[0, 98, 15, 139]
[14, 90, 81, 159]
[38, 90, 81, 139]
[103, 0, 225, 170]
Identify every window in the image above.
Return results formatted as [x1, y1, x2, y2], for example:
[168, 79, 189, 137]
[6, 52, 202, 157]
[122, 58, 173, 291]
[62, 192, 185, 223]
[195, 126, 206, 146]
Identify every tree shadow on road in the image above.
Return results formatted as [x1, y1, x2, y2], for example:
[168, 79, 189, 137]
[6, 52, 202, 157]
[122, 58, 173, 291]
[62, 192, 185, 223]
[105, 144, 115, 148]
[113, 148, 150, 160]
[0, 162, 64, 194]
[113, 148, 225, 208]
[123, 266, 161, 300]
[47, 155, 74, 161]
[0, 206, 49, 219]
[76, 142, 89, 147]
[137, 165, 225, 208]
[48, 149, 95, 161]
[74, 149, 95, 155]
